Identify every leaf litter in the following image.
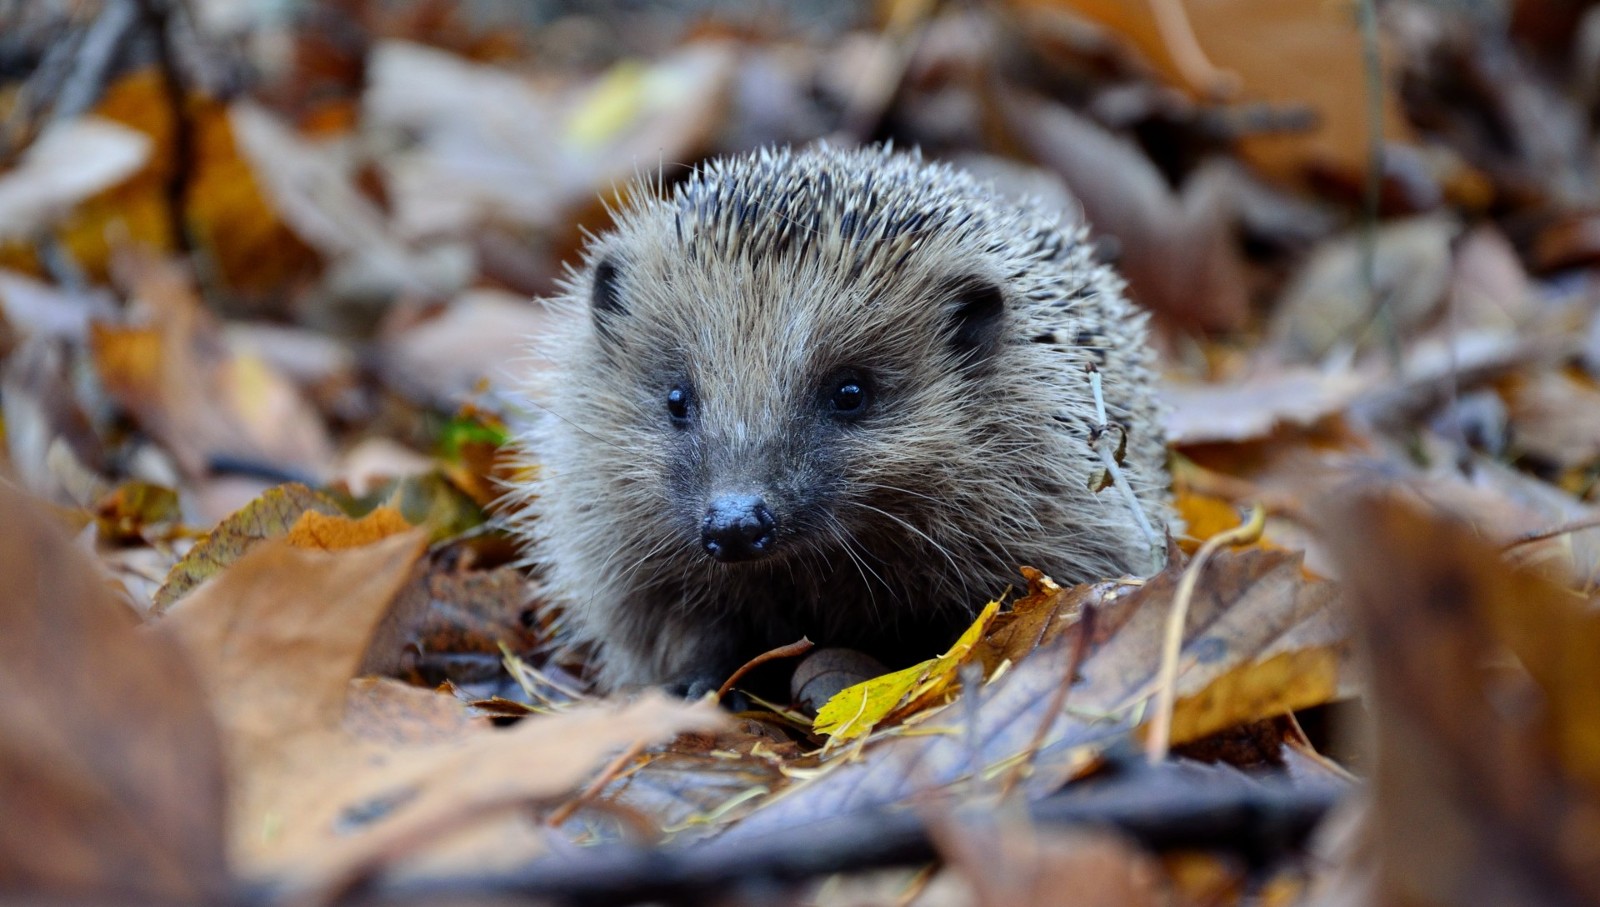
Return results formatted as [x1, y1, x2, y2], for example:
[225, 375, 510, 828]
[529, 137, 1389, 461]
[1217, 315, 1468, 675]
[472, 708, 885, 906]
[4, 1, 1600, 904]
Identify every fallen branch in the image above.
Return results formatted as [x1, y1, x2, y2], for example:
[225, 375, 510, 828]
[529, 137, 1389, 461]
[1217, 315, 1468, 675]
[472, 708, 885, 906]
[346, 764, 1346, 907]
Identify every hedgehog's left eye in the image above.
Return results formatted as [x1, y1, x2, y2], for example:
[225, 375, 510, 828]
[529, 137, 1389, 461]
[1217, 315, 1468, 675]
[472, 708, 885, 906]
[666, 385, 693, 426]
[824, 372, 871, 420]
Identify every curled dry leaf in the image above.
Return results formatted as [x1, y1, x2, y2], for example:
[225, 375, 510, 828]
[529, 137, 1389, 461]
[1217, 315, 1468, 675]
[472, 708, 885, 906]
[1319, 490, 1600, 906]
[358, 557, 539, 684]
[1018, 0, 1414, 184]
[0, 481, 228, 903]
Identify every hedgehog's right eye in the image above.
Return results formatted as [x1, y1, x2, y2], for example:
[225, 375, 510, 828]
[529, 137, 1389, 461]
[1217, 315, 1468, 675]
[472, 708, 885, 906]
[666, 386, 692, 426]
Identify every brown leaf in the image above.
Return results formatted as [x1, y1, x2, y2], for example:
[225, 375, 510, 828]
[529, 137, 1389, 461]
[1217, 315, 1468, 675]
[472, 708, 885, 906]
[1267, 215, 1458, 363]
[229, 102, 463, 299]
[1320, 490, 1600, 906]
[152, 481, 343, 611]
[0, 480, 228, 902]
[933, 819, 1163, 907]
[159, 527, 719, 883]
[1162, 368, 1371, 447]
[359, 557, 539, 683]
[88, 253, 332, 478]
[1504, 369, 1600, 474]
[1021, 0, 1415, 184]
[162, 532, 428, 754]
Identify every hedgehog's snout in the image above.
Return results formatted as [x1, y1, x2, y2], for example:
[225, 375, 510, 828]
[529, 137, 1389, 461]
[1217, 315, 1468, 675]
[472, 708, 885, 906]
[701, 493, 778, 563]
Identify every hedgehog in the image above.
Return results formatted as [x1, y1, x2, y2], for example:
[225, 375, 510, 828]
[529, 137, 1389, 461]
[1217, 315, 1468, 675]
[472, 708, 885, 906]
[510, 144, 1171, 693]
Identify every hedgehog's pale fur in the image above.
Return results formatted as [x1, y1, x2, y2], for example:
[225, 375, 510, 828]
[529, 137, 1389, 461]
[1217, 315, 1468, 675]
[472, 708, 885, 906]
[511, 145, 1171, 691]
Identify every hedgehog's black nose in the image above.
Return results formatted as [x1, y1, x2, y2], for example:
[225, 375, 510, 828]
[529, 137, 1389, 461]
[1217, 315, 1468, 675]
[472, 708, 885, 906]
[702, 495, 777, 562]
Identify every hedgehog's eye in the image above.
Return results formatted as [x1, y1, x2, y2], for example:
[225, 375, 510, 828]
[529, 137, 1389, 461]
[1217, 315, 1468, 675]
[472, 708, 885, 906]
[825, 373, 871, 420]
[666, 386, 692, 426]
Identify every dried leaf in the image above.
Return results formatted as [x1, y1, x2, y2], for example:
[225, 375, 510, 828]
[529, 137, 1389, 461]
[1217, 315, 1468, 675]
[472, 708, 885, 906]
[88, 253, 332, 478]
[1268, 215, 1458, 363]
[1022, 0, 1414, 183]
[1162, 369, 1371, 445]
[285, 505, 413, 551]
[160, 527, 719, 882]
[153, 482, 343, 611]
[0, 481, 228, 902]
[934, 819, 1163, 907]
[0, 118, 150, 240]
[999, 92, 1250, 332]
[379, 288, 552, 407]
[1321, 491, 1600, 906]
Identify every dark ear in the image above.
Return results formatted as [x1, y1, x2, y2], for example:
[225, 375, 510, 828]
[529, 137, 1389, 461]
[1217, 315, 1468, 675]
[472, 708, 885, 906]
[591, 257, 625, 342]
[943, 277, 1005, 365]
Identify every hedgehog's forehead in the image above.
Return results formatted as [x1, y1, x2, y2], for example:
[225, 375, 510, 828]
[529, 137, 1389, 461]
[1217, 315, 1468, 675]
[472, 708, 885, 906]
[652, 156, 993, 272]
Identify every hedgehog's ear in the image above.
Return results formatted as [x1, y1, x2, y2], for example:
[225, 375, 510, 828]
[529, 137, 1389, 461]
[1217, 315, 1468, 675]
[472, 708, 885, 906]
[943, 277, 1005, 366]
[591, 257, 626, 343]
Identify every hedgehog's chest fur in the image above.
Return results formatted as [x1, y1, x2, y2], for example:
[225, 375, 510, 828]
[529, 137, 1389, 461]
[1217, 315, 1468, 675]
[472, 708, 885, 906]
[512, 145, 1171, 692]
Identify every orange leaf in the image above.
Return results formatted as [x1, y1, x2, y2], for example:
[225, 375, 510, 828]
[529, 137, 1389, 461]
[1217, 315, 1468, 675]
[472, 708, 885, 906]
[286, 506, 414, 551]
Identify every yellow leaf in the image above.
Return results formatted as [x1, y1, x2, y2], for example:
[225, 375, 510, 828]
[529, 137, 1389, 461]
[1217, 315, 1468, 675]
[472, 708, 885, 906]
[1165, 645, 1345, 747]
[815, 600, 1000, 740]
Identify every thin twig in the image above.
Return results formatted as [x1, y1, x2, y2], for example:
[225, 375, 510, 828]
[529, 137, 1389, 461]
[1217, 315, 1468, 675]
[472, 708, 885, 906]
[1356, 0, 1400, 370]
[134, 0, 198, 261]
[49, 0, 140, 127]
[1087, 365, 1162, 573]
[716, 636, 814, 702]
[360, 765, 1343, 907]
[545, 740, 647, 827]
[1144, 504, 1266, 764]
[1501, 514, 1600, 552]
[1148, 0, 1240, 99]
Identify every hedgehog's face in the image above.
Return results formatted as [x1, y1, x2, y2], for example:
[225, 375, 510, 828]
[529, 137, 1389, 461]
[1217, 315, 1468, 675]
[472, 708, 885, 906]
[579, 241, 1010, 571]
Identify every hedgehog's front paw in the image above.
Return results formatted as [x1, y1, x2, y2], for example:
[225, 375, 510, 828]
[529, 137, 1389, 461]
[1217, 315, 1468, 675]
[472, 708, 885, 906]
[666, 671, 724, 701]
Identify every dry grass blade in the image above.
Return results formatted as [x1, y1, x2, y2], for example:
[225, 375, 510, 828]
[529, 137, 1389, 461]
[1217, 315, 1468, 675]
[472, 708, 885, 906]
[1146, 504, 1265, 763]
